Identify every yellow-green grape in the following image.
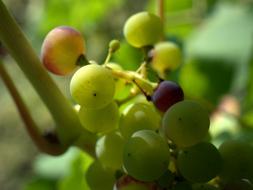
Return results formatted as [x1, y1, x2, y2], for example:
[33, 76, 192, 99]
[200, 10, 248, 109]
[78, 101, 119, 133]
[151, 42, 181, 74]
[163, 100, 210, 147]
[96, 131, 125, 170]
[219, 140, 253, 183]
[41, 26, 85, 75]
[119, 103, 161, 139]
[123, 130, 170, 182]
[123, 12, 163, 48]
[70, 64, 115, 109]
[177, 142, 222, 183]
[86, 160, 115, 190]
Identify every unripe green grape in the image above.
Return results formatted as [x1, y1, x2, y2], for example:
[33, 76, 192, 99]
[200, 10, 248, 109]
[219, 140, 253, 183]
[41, 26, 85, 75]
[150, 41, 181, 74]
[123, 130, 170, 182]
[123, 12, 163, 48]
[119, 103, 161, 139]
[96, 131, 125, 170]
[177, 142, 222, 183]
[78, 101, 119, 133]
[70, 64, 115, 109]
[86, 160, 115, 190]
[163, 100, 210, 147]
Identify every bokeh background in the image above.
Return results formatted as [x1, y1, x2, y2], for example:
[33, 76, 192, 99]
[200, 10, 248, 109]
[0, 0, 253, 189]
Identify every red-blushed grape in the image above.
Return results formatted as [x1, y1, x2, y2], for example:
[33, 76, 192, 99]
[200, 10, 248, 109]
[123, 12, 163, 48]
[219, 140, 253, 183]
[150, 41, 181, 74]
[177, 142, 222, 183]
[70, 64, 115, 109]
[78, 101, 119, 134]
[123, 130, 170, 182]
[41, 26, 85, 75]
[119, 102, 161, 139]
[163, 100, 210, 147]
[96, 131, 125, 170]
[152, 80, 184, 112]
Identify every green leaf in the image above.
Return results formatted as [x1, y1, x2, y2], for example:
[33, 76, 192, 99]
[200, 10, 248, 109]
[186, 3, 253, 63]
[23, 178, 57, 190]
[58, 152, 93, 190]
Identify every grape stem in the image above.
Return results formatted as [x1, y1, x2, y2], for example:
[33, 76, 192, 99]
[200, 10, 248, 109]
[106, 66, 157, 96]
[0, 60, 67, 155]
[157, 0, 165, 39]
[0, 0, 97, 156]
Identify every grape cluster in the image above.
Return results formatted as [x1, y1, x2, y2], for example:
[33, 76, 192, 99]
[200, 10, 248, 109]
[41, 11, 253, 190]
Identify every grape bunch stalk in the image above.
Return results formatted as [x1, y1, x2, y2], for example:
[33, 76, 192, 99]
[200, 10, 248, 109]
[38, 10, 253, 190]
[1, 1, 253, 188]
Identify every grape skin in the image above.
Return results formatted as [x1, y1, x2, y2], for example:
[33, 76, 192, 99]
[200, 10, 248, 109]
[96, 131, 125, 170]
[78, 101, 119, 134]
[177, 142, 222, 183]
[70, 64, 115, 109]
[163, 100, 210, 147]
[123, 12, 163, 48]
[119, 103, 161, 139]
[123, 130, 170, 182]
[219, 140, 253, 183]
[151, 41, 181, 74]
[152, 80, 184, 112]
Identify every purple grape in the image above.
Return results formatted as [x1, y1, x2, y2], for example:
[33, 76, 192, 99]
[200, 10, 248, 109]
[152, 80, 184, 112]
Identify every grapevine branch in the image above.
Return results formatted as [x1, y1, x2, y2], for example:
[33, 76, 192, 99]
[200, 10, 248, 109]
[0, 60, 66, 155]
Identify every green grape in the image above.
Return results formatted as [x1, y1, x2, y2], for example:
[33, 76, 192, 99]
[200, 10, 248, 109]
[78, 101, 119, 133]
[162, 100, 210, 147]
[96, 131, 125, 170]
[114, 175, 158, 190]
[123, 130, 170, 182]
[192, 184, 220, 190]
[119, 103, 161, 139]
[219, 140, 253, 183]
[123, 12, 163, 48]
[86, 160, 115, 190]
[151, 41, 181, 74]
[70, 64, 115, 109]
[177, 142, 222, 183]
[120, 105, 160, 136]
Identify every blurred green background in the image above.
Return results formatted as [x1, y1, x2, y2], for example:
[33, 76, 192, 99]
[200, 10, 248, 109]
[0, 0, 253, 189]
